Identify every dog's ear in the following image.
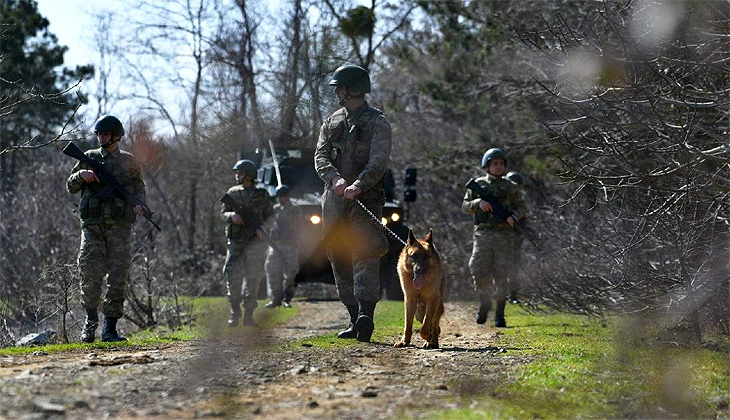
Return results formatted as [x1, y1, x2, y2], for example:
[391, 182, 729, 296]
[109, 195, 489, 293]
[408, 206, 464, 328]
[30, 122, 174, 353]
[407, 229, 417, 246]
[425, 228, 433, 246]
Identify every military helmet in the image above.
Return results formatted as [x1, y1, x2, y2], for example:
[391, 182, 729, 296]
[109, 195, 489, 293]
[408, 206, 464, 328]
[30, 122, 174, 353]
[505, 171, 523, 185]
[94, 115, 124, 138]
[275, 185, 291, 197]
[232, 159, 257, 179]
[328, 65, 371, 93]
[481, 148, 507, 168]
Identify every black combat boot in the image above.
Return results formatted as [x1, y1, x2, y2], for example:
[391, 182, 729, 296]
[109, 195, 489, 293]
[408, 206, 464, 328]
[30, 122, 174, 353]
[80, 308, 98, 343]
[355, 300, 377, 343]
[101, 317, 127, 342]
[265, 296, 282, 308]
[282, 286, 295, 308]
[494, 299, 507, 328]
[228, 302, 242, 327]
[242, 307, 258, 327]
[337, 304, 359, 339]
[476, 294, 491, 325]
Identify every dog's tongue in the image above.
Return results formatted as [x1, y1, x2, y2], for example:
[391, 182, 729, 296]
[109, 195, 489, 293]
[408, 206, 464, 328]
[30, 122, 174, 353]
[413, 274, 425, 290]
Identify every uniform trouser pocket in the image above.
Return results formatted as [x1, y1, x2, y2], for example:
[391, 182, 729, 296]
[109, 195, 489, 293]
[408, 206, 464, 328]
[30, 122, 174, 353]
[78, 224, 131, 317]
[224, 239, 267, 310]
[469, 229, 515, 299]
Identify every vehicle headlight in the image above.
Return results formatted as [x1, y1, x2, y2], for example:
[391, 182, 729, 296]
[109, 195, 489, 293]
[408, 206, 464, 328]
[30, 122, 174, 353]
[381, 217, 388, 225]
[310, 215, 321, 225]
[390, 213, 400, 222]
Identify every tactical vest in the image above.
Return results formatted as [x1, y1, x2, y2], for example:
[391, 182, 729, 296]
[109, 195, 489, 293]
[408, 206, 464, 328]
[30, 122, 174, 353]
[225, 187, 270, 241]
[473, 177, 513, 228]
[78, 150, 136, 224]
[327, 106, 385, 192]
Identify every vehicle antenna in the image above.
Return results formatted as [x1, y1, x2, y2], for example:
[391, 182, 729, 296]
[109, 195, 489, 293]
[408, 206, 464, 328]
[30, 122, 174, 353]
[268, 139, 283, 188]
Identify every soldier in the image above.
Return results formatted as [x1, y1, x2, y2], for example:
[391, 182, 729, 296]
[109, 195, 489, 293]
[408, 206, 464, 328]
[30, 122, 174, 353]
[264, 185, 303, 308]
[462, 148, 527, 328]
[314, 64, 391, 343]
[504, 171, 525, 304]
[220, 159, 274, 327]
[67, 115, 145, 343]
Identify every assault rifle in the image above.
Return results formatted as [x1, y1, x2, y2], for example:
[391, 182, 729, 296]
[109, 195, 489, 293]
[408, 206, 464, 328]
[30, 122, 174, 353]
[219, 193, 287, 261]
[63, 142, 161, 231]
[465, 178, 540, 250]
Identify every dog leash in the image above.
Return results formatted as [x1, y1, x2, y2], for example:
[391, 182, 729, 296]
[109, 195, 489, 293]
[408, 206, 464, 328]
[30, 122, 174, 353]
[355, 199, 408, 247]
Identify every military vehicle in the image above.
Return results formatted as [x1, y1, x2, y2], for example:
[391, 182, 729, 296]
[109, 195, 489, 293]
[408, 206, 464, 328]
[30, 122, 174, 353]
[249, 147, 416, 300]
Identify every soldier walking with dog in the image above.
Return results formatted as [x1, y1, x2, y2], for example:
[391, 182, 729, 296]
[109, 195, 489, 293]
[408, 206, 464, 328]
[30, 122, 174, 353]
[221, 159, 273, 327]
[264, 185, 303, 308]
[462, 148, 527, 328]
[315, 64, 392, 343]
[67, 115, 146, 343]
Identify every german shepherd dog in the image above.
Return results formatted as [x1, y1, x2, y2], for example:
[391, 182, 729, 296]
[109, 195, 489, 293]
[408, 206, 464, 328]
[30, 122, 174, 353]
[394, 229, 445, 349]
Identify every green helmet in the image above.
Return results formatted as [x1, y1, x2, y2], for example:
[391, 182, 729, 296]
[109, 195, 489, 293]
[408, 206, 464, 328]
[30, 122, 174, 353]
[232, 159, 257, 179]
[505, 171, 523, 185]
[481, 148, 507, 168]
[94, 115, 124, 138]
[328, 65, 371, 93]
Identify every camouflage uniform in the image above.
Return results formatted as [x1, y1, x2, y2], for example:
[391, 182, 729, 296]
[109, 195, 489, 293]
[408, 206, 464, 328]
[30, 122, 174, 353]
[265, 201, 303, 300]
[462, 174, 526, 300]
[314, 102, 391, 305]
[67, 147, 145, 318]
[220, 185, 274, 312]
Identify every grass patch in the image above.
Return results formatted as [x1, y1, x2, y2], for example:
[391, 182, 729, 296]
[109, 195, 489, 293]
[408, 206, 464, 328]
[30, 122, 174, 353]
[295, 300, 413, 349]
[405, 304, 730, 420]
[0, 297, 298, 356]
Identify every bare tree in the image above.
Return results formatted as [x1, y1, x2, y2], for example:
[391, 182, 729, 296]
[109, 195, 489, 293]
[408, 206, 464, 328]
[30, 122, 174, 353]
[209, 0, 266, 153]
[516, 0, 730, 340]
[320, 0, 417, 70]
[125, 0, 216, 252]
[40, 263, 79, 344]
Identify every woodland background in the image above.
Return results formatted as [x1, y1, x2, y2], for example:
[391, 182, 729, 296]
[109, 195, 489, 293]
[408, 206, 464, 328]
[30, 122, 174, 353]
[0, 0, 728, 346]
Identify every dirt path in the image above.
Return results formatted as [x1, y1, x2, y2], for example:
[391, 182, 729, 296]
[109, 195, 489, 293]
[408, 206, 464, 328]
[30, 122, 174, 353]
[0, 301, 528, 420]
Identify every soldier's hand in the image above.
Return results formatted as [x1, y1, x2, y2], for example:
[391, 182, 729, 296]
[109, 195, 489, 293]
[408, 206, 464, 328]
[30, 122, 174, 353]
[506, 216, 515, 227]
[343, 185, 361, 200]
[256, 229, 264, 239]
[80, 170, 100, 183]
[332, 177, 347, 195]
[133, 205, 144, 217]
[232, 214, 245, 225]
[479, 200, 493, 213]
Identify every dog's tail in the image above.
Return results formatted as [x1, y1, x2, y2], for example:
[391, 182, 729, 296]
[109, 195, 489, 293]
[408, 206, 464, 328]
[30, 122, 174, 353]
[415, 303, 426, 324]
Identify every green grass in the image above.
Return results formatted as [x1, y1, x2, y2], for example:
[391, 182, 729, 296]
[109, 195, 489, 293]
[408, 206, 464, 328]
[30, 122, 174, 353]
[5, 299, 728, 419]
[0, 297, 298, 356]
[402, 304, 730, 420]
[294, 299, 412, 349]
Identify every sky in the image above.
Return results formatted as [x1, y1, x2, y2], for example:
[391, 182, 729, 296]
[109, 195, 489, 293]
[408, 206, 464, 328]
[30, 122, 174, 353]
[36, 0, 111, 68]
[34, 0, 289, 134]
